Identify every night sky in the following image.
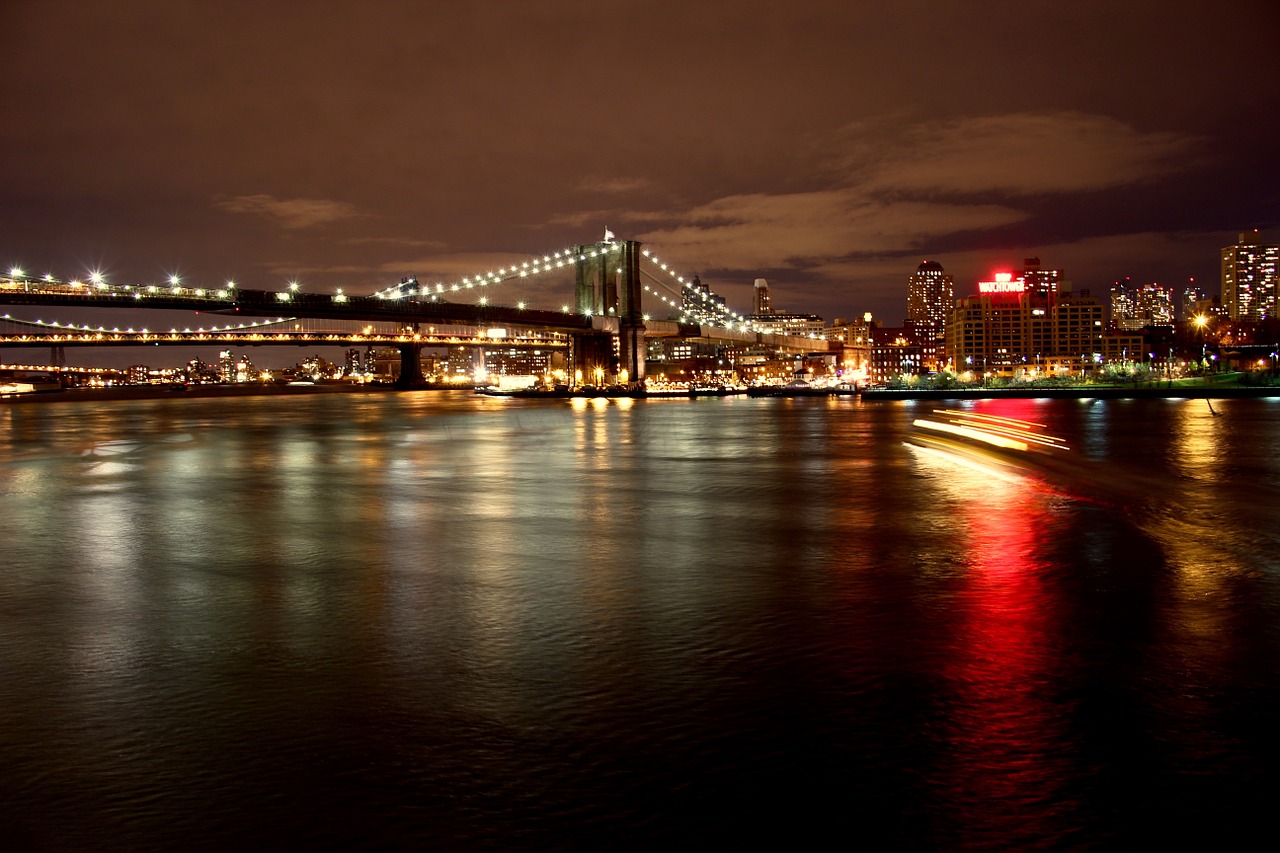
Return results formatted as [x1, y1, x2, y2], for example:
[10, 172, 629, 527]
[3, 0, 1278, 366]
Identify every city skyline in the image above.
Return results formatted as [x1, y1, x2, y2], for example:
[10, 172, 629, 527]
[2, 0, 1277, 359]
[0, 234, 1263, 373]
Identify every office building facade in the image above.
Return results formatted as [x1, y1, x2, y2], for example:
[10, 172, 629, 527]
[945, 271, 1104, 376]
[1222, 231, 1279, 321]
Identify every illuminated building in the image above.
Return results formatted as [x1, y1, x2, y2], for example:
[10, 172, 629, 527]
[481, 347, 551, 376]
[746, 280, 822, 336]
[1110, 278, 1174, 330]
[298, 354, 331, 380]
[677, 274, 728, 324]
[1020, 257, 1065, 297]
[645, 339, 736, 383]
[750, 312, 825, 337]
[1101, 332, 1146, 364]
[1222, 230, 1279, 320]
[870, 325, 922, 383]
[945, 269, 1104, 376]
[1179, 282, 1205, 320]
[1191, 294, 1227, 320]
[344, 348, 363, 377]
[825, 313, 877, 379]
[753, 278, 772, 315]
[234, 355, 257, 383]
[906, 260, 953, 371]
[446, 346, 479, 377]
[185, 358, 216, 384]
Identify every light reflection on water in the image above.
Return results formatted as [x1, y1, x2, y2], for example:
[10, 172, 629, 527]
[0, 392, 1278, 848]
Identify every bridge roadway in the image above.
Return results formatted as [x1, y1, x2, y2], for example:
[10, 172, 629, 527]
[0, 328, 571, 350]
[0, 276, 830, 355]
[0, 277, 592, 333]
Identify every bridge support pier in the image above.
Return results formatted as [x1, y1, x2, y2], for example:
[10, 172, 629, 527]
[571, 333, 614, 387]
[394, 343, 427, 389]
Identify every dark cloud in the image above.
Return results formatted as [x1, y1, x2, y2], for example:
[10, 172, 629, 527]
[849, 113, 1202, 196]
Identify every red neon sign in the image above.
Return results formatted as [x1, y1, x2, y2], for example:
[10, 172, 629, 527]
[978, 272, 1025, 294]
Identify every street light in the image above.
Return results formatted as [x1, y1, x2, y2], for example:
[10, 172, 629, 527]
[1193, 313, 1209, 372]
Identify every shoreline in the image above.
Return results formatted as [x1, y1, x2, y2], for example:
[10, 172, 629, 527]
[5, 382, 1280, 405]
[859, 384, 1280, 400]
[0, 383, 407, 404]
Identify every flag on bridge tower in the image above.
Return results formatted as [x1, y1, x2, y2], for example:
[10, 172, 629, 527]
[603, 227, 615, 242]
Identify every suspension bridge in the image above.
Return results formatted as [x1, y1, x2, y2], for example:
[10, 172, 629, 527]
[0, 236, 829, 386]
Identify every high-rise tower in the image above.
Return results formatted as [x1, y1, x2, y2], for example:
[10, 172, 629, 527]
[907, 261, 953, 371]
[753, 278, 772, 315]
[907, 261, 954, 328]
[1222, 230, 1279, 321]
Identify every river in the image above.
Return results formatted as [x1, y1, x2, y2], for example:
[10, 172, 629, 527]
[1, 391, 1277, 849]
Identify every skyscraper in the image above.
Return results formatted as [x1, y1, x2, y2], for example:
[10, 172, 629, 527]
[753, 278, 772, 315]
[1222, 230, 1279, 321]
[907, 261, 954, 328]
[907, 261, 953, 371]
[1179, 281, 1205, 320]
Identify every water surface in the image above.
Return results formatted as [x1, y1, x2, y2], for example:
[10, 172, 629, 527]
[2, 392, 1277, 849]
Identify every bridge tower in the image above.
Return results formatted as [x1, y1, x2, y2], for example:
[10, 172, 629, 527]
[572, 238, 646, 383]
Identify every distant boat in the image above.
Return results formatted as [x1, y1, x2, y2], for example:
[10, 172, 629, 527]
[689, 384, 745, 397]
[747, 381, 846, 397]
[0, 380, 62, 397]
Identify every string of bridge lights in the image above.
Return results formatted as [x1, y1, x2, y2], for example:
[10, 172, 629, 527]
[368, 244, 757, 331]
[3, 268, 243, 301]
[6, 249, 759, 331]
[1, 268, 356, 304]
[0, 312, 293, 336]
[371, 243, 631, 303]
[639, 249, 761, 332]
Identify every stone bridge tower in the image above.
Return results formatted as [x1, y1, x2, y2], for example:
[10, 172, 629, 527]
[573, 238, 646, 383]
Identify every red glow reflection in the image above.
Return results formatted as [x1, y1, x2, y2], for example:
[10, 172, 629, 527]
[914, 447, 1074, 842]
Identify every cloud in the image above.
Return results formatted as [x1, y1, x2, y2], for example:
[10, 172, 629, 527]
[547, 208, 672, 229]
[343, 236, 449, 250]
[846, 112, 1201, 196]
[575, 176, 652, 194]
[620, 111, 1201, 284]
[214, 194, 363, 229]
[638, 190, 1025, 271]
